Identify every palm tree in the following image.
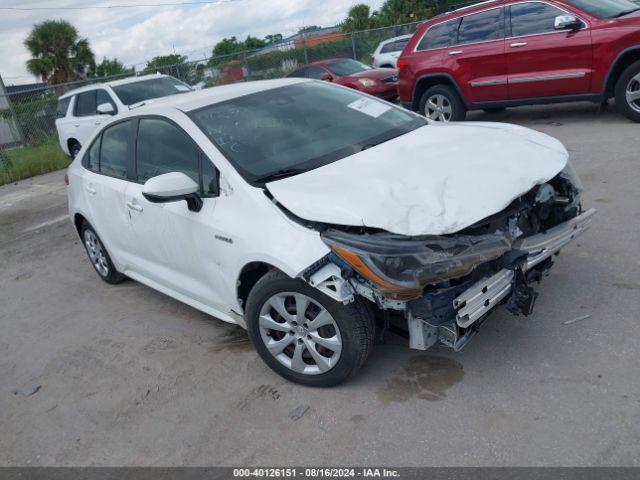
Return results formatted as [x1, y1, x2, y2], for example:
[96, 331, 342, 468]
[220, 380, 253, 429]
[24, 20, 96, 85]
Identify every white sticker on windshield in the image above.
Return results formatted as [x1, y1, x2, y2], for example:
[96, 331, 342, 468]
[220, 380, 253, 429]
[175, 85, 191, 92]
[347, 98, 392, 118]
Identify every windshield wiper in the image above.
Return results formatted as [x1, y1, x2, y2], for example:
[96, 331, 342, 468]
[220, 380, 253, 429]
[254, 168, 308, 183]
[611, 8, 640, 17]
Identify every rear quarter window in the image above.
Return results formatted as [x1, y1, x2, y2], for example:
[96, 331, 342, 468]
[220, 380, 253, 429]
[416, 19, 460, 51]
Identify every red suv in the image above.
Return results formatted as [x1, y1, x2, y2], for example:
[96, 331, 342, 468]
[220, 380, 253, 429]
[398, 0, 640, 122]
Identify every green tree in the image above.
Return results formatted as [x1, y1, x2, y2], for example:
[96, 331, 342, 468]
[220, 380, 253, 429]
[212, 36, 244, 57]
[299, 25, 322, 33]
[144, 54, 196, 83]
[24, 20, 95, 85]
[244, 35, 267, 51]
[265, 33, 283, 44]
[377, 0, 435, 26]
[342, 4, 377, 32]
[144, 54, 188, 73]
[90, 57, 134, 79]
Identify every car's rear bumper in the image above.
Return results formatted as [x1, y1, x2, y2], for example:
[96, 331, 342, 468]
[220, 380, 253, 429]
[453, 208, 596, 328]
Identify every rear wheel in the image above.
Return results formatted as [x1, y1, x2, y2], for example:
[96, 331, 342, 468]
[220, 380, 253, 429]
[80, 221, 125, 284]
[419, 85, 467, 122]
[70, 142, 81, 159]
[615, 60, 640, 123]
[245, 270, 374, 387]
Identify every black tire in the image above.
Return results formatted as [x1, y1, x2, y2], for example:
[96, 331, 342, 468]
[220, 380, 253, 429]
[245, 270, 375, 387]
[419, 84, 467, 122]
[70, 142, 81, 159]
[615, 60, 640, 123]
[483, 107, 506, 114]
[80, 221, 126, 284]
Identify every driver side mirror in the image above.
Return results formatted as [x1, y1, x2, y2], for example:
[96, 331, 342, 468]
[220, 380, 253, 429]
[554, 14, 582, 30]
[320, 74, 333, 82]
[97, 102, 116, 115]
[142, 172, 203, 212]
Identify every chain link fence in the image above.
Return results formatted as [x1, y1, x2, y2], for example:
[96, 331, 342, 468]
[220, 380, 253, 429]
[0, 20, 428, 181]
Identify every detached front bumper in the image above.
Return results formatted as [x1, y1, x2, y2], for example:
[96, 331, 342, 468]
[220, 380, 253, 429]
[453, 208, 596, 329]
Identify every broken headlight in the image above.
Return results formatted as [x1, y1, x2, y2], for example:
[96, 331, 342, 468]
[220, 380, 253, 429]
[321, 230, 512, 300]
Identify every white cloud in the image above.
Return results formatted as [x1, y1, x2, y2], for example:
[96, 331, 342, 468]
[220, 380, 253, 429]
[0, 0, 385, 84]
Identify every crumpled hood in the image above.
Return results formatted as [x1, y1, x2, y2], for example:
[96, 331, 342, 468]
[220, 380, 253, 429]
[267, 122, 569, 236]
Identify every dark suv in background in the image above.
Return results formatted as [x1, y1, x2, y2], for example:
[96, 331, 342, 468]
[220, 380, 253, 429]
[397, 0, 640, 122]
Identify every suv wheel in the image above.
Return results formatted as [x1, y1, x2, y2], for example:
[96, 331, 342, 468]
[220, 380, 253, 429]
[80, 221, 125, 284]
[70, 142, 81, 159]
[420, 85, 467, 122]
[615, 60, 640, 122]
[245, 270, 374, 387]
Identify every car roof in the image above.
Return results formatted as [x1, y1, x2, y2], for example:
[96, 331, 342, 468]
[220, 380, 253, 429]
[123, 78, 307, 114]
[59, 73, 172, 99]
[379, 34, 413, 45]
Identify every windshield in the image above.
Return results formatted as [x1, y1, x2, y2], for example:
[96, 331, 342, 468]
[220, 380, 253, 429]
[190, 82, 426, 184]
[566, 0, 640, 18]
[112, 76, 192, 106]
[325, 59, 372, 76]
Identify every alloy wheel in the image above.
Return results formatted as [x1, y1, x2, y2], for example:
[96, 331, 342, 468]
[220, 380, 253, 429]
[426, 94, 453, 122]
[258, 292, 342, 375]
[84, 230, 109, 277]
[626, 73, 640, 114]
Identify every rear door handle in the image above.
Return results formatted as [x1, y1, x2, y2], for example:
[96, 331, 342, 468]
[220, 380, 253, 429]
[86, 186, 97, 195]
[126, 201, 143, 212]
[510, 42, 528, 48]
[448, 50, 463, 55]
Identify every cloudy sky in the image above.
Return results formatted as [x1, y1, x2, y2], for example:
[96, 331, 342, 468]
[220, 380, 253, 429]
[0, 0, 386, 85]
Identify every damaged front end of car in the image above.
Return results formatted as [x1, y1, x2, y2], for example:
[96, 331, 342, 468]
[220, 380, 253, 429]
[302, 170, 596, 352]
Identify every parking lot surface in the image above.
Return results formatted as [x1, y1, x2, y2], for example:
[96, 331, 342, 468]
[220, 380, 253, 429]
[1, 102, 639, 466]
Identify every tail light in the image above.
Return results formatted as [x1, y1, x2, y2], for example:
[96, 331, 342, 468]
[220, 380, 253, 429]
[397, 58, 407, 70]
[64, 173, 69, 186]
[371, 55, 375, 63]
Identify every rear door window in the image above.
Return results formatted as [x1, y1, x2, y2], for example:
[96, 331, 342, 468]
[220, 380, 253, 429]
[75, 90, 97, 117]
[416, 19, 459, 51]
[83, 137, 101, 172]
[99, 121, 131, 179]
[458, 8, 505, 45]
[510, 3, 570, 37]
[56, 97, 71, 119]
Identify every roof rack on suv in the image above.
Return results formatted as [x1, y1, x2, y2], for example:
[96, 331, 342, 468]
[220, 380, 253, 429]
[448, 0, 500, 14]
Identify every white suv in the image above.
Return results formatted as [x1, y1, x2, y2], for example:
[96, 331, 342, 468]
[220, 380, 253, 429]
[55, 74, 191, 159]
[66, 79, 594, 386]
[371, 34, 413, 69]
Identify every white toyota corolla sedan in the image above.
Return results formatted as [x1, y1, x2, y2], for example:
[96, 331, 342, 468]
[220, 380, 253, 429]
[66, 78, 595, 386]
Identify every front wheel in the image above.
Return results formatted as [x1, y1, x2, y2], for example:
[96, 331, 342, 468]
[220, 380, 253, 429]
[419, 85, 467, 122]
[245, 270, 374, 387]
[615, 60, 640, 123]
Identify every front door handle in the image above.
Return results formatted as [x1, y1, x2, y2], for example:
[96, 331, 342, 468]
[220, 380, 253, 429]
[448, 50, 463, 55]
[126, 201, 143, 213]
[86, 186, 97, 195]
[510, 42, 528, 48]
